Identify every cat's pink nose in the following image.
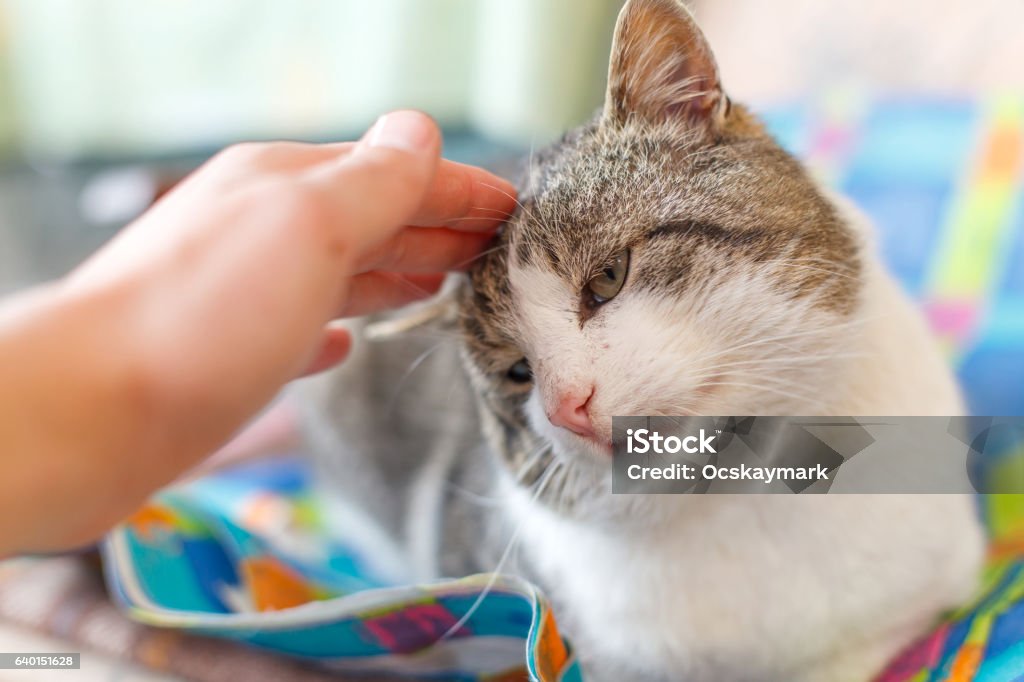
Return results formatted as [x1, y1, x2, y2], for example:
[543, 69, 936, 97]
[547, 387, 595, 439]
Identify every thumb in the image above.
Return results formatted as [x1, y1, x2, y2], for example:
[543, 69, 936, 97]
[310, 110, 442, 258]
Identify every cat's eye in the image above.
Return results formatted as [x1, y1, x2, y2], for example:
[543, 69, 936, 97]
[586, 250, 630, 305]
[506, 358, 533, 384]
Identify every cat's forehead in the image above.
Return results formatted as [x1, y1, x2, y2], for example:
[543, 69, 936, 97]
[510, 127, 693, 272]
[525, 125, 695, 220]
[507, 119, 848, 279]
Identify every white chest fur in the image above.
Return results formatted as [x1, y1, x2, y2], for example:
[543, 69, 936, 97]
[501, 480, 982, 682]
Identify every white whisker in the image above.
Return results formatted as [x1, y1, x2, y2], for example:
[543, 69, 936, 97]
[438, 460, 564, 642]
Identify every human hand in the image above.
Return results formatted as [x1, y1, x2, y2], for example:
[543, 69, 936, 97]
[0, 110, 516, 552]
[72, 109, 515, 383]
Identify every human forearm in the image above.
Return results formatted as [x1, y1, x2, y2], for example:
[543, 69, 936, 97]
[0, 281, 171, 554]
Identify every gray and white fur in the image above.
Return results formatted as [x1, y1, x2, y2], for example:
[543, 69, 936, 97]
[295, 1, 984, 679]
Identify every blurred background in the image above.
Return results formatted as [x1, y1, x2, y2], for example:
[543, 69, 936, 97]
[0, 0, 1021, 404]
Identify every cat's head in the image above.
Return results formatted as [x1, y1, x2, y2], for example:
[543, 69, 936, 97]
[458, 0, 863, 512]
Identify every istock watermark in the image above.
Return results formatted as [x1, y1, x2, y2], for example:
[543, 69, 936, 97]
[611, 416, 1024, 494]
[625, 427, 718, 455]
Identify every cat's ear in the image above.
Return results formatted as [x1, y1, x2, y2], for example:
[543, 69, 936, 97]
[603, 0, 726, 132]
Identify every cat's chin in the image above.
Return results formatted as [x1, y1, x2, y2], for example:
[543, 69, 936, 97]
[541, 428, 614, 467]
[562, 432, 614, 459]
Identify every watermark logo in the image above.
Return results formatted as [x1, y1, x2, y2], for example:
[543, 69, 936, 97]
[611, 416, 1024, 494]
[626, 427, 718, 455]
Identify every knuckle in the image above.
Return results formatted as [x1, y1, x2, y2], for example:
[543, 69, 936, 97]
[445, 166, 475, 219]
[274, 182, 346, 253]
[215, 141, 293, 169]
[274, 182, 329, 226]
[215, 142, 265, 166]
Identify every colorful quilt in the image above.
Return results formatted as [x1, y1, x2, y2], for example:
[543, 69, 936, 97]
[761, 93, 1024, 416]
[103, 96, 1024, 681]
[104, 458, 582, 682]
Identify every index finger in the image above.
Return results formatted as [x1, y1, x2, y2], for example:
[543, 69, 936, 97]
[412, 159, 518, 232]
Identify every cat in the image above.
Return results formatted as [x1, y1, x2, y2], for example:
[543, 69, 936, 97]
[294, 0, 985, 679]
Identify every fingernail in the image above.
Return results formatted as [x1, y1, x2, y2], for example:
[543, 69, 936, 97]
[362, 111, 435, 153]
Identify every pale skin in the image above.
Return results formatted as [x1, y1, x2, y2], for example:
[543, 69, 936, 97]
[0, 111, 517, 556]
